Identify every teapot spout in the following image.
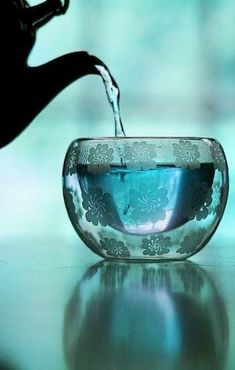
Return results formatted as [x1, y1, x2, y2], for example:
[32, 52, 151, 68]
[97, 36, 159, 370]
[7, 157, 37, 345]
[1, 52, 103, 148]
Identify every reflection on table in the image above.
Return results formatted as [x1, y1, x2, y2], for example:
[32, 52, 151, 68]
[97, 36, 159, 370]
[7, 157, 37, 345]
[64, 261, 228, 370]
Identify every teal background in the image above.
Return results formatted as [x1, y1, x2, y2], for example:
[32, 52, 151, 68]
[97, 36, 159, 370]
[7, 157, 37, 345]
[0, 0, 234, 245]
[0, 2, 235, 370]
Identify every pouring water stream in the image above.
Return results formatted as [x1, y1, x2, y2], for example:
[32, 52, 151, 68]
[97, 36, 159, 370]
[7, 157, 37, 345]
[95, 65, 126, 137]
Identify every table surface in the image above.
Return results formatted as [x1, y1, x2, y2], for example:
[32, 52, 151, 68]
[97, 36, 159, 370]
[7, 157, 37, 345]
[0, 234, 235, 370]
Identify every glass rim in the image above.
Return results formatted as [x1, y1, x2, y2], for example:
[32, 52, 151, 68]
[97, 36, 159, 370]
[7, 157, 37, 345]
[74, 136, 218, 142]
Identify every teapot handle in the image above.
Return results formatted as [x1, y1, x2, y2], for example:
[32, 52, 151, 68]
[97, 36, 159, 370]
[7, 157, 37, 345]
[22, 0, 70, 30]
[54, 0, 70, 15]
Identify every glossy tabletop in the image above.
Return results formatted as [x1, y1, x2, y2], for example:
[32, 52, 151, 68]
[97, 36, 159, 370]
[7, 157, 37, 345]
[0, 234, 235, 370]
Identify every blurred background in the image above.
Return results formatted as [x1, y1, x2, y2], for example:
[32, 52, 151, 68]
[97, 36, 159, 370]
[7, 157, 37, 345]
[0, 2, 235, 370]
[0, 0, 234, 243]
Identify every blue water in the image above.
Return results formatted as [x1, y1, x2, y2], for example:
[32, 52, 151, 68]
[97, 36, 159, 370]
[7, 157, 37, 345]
[77, 164, 215, 235]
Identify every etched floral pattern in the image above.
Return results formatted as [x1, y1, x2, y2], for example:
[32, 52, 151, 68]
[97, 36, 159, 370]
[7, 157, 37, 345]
[124, 141, 157, 170]
[64, 143, 79, 176]
[142, 234, 171, 256]
[209, 182, 223, 216]
[210, 141, 226, 172]
[63, 187, 77, 226]
[82, 187, 113, 226]
[173, 140, 200, 169]
[177, 230, 205, 254]
[129, 184, 169, 223]
[100, 237, 130, 258]
[87, 144, 114, 174]
[183, 181, 213, 221]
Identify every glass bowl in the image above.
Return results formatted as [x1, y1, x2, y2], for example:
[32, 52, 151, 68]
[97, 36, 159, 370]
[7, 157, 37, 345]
[63, 137, 229, 260]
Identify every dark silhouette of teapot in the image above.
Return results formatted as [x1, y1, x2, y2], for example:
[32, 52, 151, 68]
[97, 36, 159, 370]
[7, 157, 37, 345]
[0, 0, 103, 148]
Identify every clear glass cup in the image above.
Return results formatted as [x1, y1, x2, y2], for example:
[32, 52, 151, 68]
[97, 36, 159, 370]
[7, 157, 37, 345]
[63, 137, 229, 260]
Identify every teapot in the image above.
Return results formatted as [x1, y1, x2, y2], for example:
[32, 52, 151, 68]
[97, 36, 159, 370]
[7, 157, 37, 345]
[0, 0, 103, 148]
